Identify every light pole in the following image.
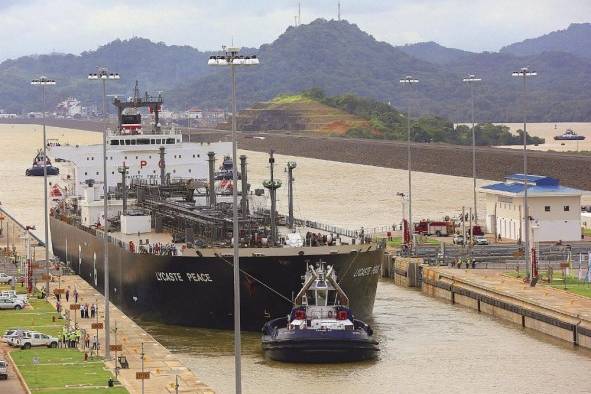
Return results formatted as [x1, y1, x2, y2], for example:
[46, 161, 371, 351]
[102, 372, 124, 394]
[208, 47, 259, 394]
[512, 67, 537, 282]
[399, 76, 419, 249]
[88, 67, 120, 359]
[31, 76, 56, 298]
[462, 74, 481, 243]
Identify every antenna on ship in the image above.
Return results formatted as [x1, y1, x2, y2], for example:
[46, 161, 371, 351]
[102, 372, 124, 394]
[298, 2, 301, 26]
[338, 1, 341, 21]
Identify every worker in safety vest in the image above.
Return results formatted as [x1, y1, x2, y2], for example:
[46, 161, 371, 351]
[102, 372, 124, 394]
[75, 328, 81, 348]
[61, 326, 68, 348]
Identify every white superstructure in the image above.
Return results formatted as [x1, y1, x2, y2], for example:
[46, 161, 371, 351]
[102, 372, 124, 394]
[48, 129, 230, 196]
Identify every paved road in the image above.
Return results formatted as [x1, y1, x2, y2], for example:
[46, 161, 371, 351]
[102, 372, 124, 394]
[0, 346, 26, 394]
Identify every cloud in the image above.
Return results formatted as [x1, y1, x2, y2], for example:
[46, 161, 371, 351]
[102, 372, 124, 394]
[0, 0, 589, 61]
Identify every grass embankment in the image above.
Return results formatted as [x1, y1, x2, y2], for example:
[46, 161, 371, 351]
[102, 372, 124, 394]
[505, 270, 591, 298]
[270, 93, 315, 104]
[0, 285, 62, 337]
[11, 348, 127, 394]
[0, 284, 127, 393]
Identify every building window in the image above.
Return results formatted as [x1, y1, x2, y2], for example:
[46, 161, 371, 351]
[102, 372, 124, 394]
[96, 172, 99, 176]
[192, 154, 195, 158]
[545, 206, 551, 212]
[84, 172, 87, 176]
[188, 169, 191, 173]
[564, 205, 570, 212]
[135, 156, 138, 159]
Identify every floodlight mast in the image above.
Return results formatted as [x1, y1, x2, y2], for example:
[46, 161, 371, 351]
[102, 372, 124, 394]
[208, 47, 259, 394]
[512, 67, 537, 283]
[87, 66, 120, 360]
[30, 76, 56, 299]
[399, 76, 419, 251]
[462, 74, 482, 245]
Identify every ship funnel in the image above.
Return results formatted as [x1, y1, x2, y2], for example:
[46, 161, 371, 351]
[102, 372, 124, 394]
[208, 151, 216, 207]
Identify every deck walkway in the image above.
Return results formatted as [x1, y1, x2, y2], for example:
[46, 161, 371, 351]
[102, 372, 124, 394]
[43, 275, 214, 394]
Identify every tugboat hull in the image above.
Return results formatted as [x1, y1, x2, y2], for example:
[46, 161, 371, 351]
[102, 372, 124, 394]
[26, 166, 59, 176]
[262, 318, 379, 363]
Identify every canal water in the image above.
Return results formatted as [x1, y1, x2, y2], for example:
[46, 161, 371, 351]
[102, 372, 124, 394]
[2, 124, 591, 393]
[143, 279, 591, 394]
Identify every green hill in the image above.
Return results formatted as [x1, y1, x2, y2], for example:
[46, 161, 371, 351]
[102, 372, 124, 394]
[1, 20, 591, 122]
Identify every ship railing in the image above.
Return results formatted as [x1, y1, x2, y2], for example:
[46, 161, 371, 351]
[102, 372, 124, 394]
[254, 208, 391, 241]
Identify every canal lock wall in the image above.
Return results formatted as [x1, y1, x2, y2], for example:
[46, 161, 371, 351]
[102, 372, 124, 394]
[382, 256, 591, 350]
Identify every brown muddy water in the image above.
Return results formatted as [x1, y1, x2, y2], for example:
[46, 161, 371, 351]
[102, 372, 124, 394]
[142, 280, 591, 394]
[2, 124, 591, 393]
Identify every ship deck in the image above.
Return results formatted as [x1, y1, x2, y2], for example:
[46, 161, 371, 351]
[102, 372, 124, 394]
[108, 224, 375, 258]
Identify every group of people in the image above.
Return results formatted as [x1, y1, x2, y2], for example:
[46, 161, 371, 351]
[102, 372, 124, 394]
[136, 241, 179, 256]
[60, 324, 99, 351]
[79, 303, 97, 319]
[55, 287, 79, 303]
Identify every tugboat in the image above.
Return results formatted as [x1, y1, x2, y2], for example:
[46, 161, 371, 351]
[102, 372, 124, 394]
[261, 262, 379, 363]
[554, 129, 585, 141]
[25, 150, 59, 176]
[215, 155, 241, 194]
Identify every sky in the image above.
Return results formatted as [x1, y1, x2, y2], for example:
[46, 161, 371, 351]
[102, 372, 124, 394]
[0, 0, 590, 61]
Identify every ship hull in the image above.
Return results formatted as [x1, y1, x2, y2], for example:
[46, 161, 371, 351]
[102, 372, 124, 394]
[50, 217, 383, 331]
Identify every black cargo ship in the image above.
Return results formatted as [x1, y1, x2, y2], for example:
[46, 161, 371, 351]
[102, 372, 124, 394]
[48, 90, 383, 330]
[50, 216, 383, 330]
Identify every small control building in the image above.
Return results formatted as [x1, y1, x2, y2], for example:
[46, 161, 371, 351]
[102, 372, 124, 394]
[480, 174, 585, 242]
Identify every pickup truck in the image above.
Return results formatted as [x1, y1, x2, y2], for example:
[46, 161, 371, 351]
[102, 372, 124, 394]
[0, 290, 27, 304]
[15, 331, 59, 349]
[0, 273, 13, 285]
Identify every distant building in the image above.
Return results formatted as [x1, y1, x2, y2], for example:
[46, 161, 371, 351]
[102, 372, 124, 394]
[56, 97, 83, 118]
[186, 107, 203, 120]
[480, 174, 586, 242]
[0, 113, 18, 119]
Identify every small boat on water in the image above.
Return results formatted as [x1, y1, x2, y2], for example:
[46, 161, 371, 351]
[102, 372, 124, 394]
[554, 129, 585, 141]
[25, 150, 59, 176]
[261, 262, 379, 363]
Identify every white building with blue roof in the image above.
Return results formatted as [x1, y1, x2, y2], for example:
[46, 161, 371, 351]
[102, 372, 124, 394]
[480, 174, 586, 242]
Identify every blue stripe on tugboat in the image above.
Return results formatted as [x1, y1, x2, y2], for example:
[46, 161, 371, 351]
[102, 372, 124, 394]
[261, 262, 379, 363]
